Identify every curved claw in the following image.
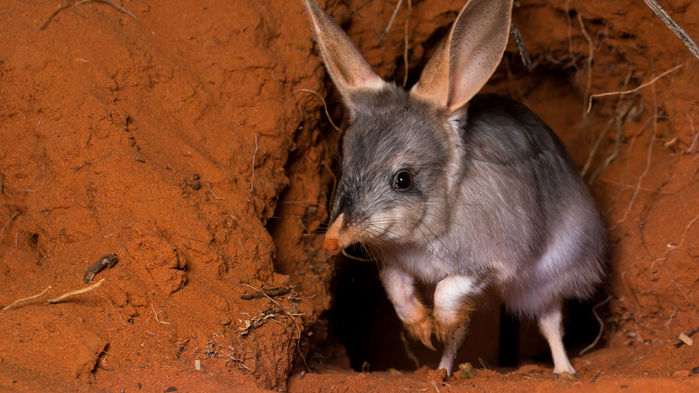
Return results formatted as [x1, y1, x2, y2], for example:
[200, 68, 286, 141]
[405, 315, 436, 351]
[420, 333, 436, 351]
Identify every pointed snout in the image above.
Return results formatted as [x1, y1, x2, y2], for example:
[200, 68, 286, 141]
[323, 213, 356, 255]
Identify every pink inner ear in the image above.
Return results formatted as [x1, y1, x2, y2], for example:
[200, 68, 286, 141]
[304, 0, 385, 97]
[446, 0, 512, 112]
[411, 0, 513, 113]
[410, 38, 451, 108]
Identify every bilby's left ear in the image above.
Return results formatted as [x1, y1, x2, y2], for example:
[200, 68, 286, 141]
[410, 0, 513, 114]
[302, 0, 386, 114]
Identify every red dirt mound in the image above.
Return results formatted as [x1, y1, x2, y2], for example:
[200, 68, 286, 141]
[0, 0, 697, 392]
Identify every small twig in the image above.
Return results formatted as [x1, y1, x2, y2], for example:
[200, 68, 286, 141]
[588, 69, 634, 183]
[579, 295, 612, 355]
[510, 25, 533, 71]
[40, 0, 137, 30]
[2, 286, 51, 310]
[674, 327, 699, 347]
[400, 330, 420, 370]
[207, 182, 224, 200]
[621, 271, 642, 311]
[331, 0, 373, 18]
[151, 304, 171, 325]
[564, 0, 574, 56]
[609, 78, 659, 230]
[402, 0, 412, 87]
[587, 64, 683, 113]
[240, 286, 291, 300]
[47, 278, 104, 304]
[293, 89, 342, 133]
[377, 0, 403, 45]
[0, 211, 22, 240]
[589, 121, 622, 184]
[239, 283, 310, 371]
[665, 306, 677, 329]
[651, 214, 699, 314]
[250, 134, 258, 195]
[641, 0, 699, 60]
[686, 113, 697, 154]
[431, 381, 442, 393]
[577, 14, 594, 115]
[581, 117, 614, 176]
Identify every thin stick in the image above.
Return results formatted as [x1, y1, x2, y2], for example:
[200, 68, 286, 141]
[293, 89, 342, 132]
[239, 283, 310, 371]
[0, 211, 22, 239]
[581, 118, 614, 176]
[686, 113, 697, 154]
[579, 295, 612, 355]
[207, 182, 224, 200]
[577, 14, 594, 115]
[587, 64, 683, 113]
[377, 0, 403, 45]
[331, 0, 374, 18]
[40, 0, 137, 30]
[589, 122, 622, 184]
[151, 304, 172, 325]
[2, 286, 51, 310]
[402, 0, 412, 87]
[510, 25, 533, 71]
[652, 214, 699, 314]
[642, 0, 699, 60]
[609, 77, 659, 230]
[400, 330, 420, 369]
[565, 0, 573, 56]
[47, 278, 104, 304]
[250, 134, 258, 195]
[588, 69, 635, 184]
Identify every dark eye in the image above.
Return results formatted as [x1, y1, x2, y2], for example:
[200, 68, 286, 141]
[392, 170, 413, 191]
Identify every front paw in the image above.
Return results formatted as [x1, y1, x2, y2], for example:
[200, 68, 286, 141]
[404, 312, 435, 351]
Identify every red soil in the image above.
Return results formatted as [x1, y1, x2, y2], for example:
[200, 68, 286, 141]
[0, 0, 697, 392]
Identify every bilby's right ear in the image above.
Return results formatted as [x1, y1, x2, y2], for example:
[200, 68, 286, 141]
[302, 0, 386, 114]
[411, 0, 513, 115]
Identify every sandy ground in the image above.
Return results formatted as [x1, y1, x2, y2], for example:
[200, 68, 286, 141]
[0, 0, 697, 392]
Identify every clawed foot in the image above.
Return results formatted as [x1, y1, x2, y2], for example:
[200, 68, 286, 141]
[554, 371, 577, 381]
[404, 311, 435, 350]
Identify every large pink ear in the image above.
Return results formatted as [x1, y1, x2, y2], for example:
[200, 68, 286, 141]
[410, 0, 513, 114]
[302, 0, 385, 110]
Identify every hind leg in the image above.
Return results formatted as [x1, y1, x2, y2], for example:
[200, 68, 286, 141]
[437, 324, 468, 373]
[538, 305, 576, 375]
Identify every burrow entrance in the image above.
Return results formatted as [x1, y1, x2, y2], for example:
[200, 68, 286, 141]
[323, 253, 606, 372]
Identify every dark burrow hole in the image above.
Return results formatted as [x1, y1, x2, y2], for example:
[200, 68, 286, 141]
[322, 249, 609, 372]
